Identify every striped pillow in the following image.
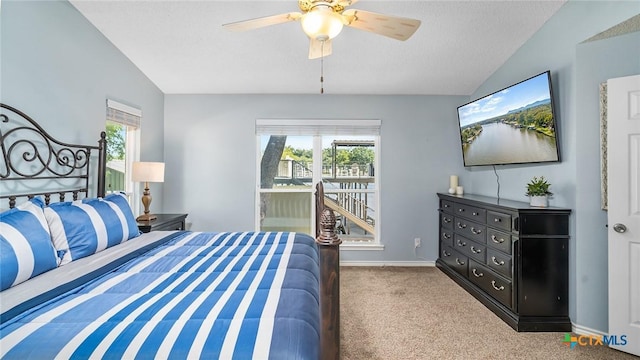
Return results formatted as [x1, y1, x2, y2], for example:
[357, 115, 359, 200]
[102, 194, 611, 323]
[44, 193, 141, 265]
[0, 198, 59, 291]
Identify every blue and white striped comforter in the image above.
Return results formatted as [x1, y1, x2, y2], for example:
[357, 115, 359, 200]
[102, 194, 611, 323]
[0, 231, 320, 359]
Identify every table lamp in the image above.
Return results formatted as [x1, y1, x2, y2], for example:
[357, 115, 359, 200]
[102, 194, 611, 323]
[132, 161, 165, 221]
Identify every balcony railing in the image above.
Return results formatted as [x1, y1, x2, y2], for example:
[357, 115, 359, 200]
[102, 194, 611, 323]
[276, 160, 374, 180]
[269, 160, 376, 241]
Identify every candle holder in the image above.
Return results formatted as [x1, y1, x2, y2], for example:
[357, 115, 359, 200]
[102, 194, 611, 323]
[449, 175, 459, 194]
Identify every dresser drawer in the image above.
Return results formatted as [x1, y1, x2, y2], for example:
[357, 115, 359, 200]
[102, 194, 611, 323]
[486, 228, 512, 254]
[454, 203, 486, 222]
[454, 217, 486, 243]
[441, 245, 454, 259]
[440, 199, 454, 214]
[440, 227, 453, 248]
[441, 246, 468, 278]
[468, 259, 488, 283]
[486, 248, 512, 278]
[453, 233, 469, 253]
[440, 212, 454, 230]
[458, 236, 486, 263]
[487, 210, 512, 232]
[468, 260, 513, 309]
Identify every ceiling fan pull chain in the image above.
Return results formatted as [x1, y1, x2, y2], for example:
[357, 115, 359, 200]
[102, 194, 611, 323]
[320, 40, 324, 94]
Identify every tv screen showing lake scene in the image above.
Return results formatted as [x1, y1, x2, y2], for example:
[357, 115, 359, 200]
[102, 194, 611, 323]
[457, 71, 559, 167]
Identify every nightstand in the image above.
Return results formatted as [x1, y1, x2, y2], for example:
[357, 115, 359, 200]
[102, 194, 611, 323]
[137, 213, 188, 233]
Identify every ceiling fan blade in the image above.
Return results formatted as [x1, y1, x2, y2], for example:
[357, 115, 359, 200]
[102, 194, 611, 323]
[223, 12, 302, 32]
[342, 9, 421, 41]
[309, 38, 333, 59]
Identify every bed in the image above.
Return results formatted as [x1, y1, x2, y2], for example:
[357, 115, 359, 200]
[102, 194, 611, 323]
[0, 103, 341, 359]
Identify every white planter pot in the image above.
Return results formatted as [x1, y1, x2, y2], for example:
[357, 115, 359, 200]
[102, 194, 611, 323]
[529, 195, 548, 207]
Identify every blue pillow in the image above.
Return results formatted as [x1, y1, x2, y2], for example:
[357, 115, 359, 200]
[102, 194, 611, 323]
[0, 198, 59, 291]
[44, 193, 140, 265]
[103, 193, 140, 240]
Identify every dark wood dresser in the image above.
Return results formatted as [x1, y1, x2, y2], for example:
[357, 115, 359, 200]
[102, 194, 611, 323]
[436, 193, 571, 331]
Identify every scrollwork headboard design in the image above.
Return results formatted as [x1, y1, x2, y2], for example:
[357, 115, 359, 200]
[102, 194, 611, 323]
[0, 103, 107, 209]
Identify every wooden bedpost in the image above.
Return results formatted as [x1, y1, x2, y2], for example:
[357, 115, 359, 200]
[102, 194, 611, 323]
[316, 182, 341, 360]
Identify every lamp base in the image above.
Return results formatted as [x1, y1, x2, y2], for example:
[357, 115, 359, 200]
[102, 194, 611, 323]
[136, 213, 157, 222]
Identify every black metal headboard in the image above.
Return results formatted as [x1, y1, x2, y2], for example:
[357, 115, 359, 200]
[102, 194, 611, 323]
[0, 103, 107, 209]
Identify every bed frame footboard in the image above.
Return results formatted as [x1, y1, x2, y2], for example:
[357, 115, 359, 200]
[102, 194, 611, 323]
[315, 182, 342, 360]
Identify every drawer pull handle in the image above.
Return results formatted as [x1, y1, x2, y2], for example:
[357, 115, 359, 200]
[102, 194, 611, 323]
[442, 233, 451, 239]
[458, 208, 465, 212]
[455, 258, 466, 266]
[494, 218, 501, 223]
[444, 204, 450, 208]
[457, 222, 467, 229]
[471, 227, 482, 235]
[472, 268, 484, 277]
[457, 239, 467, 247]
[491, 281, 505, 291]
[443, 217, 451, 223]
[442, 250, 451, 257]
[491, 256, 505, 266]
[491, 235, 505, 244]
[472, 212, 479, 216]
[471, 246, 482, 254]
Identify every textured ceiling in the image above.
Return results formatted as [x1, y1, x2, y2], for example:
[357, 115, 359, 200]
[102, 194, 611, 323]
[585, 13, 640, 42]
[69, 0, 567, 95]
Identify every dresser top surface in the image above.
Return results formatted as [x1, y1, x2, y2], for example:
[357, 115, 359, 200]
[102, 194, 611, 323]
[437, 193, 570, 213]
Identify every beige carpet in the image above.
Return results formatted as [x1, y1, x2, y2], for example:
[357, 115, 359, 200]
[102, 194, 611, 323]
[340, 266, 637, 360]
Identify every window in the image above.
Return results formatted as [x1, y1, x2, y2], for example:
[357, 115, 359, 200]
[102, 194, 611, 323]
[105, 99, 141, 211]
[256, 119, 380, 244]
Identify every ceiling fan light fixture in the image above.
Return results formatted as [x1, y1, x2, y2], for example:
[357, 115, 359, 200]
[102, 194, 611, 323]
[301, 5, 344, 41]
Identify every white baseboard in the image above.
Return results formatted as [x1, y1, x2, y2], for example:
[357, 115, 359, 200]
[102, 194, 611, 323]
[572, 323, 607, 337]
[340, 261, 436, 267]
[340, 243, 385, 251]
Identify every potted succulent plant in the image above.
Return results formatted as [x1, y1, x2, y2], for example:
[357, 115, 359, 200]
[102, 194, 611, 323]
[525, 176, 553, 207]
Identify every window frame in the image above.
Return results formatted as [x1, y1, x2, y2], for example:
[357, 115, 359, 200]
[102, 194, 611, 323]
[255, 119, 381, 245]
[106, 99, 142, 214]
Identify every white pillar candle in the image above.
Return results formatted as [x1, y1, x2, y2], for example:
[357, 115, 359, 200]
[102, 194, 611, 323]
[450, 175, 459, 189]
[456, 186, 464, 195]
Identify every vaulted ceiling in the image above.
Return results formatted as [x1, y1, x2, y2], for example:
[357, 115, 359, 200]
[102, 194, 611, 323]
[69, 0, 566, 95]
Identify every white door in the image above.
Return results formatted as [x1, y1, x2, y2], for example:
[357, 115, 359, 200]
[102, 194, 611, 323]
[608, 74, 640, 357]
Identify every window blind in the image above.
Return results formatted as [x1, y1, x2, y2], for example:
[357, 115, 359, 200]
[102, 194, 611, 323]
[256, 119, 381, 136]
[106, 99, 142, 128]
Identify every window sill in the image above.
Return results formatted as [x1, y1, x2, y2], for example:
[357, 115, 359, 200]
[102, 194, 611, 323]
[340, 243, 384, 251]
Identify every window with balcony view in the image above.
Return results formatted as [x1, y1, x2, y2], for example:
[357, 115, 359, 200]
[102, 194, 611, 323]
[256, 119, 380, 244]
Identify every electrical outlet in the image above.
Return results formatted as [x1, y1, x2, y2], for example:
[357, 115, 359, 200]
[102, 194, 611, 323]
[414, 237, 421, 248]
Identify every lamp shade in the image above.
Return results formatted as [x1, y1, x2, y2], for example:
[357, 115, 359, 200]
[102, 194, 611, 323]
[301, 5, 344, 41]
[132, 162, 165, 183]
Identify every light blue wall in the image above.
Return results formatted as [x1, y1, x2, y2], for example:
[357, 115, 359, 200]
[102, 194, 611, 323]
[1, 0, 165, 207]
[464, 1, 640, 332]
[163, 94, 467, 263]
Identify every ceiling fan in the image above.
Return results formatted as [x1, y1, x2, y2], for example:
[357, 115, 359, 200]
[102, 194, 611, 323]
[223, 0, 422, 59]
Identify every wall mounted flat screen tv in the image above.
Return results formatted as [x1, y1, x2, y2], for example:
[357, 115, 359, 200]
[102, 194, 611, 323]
[457, 71, 560, 167]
